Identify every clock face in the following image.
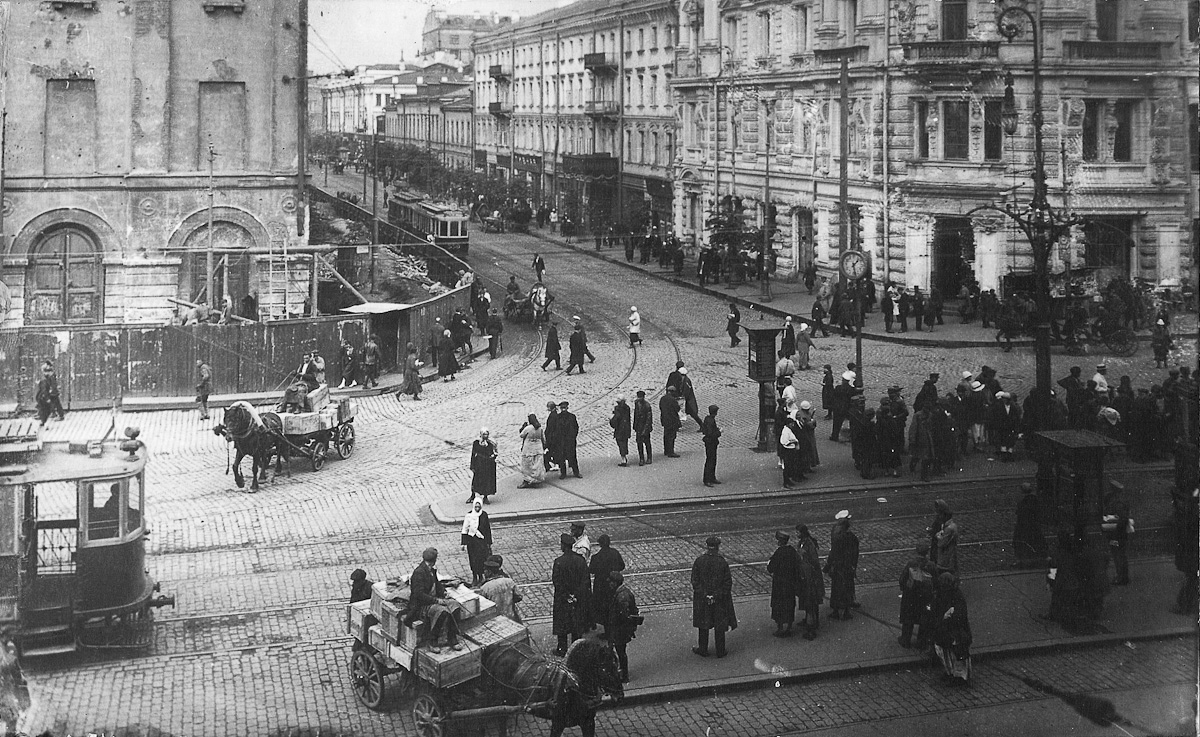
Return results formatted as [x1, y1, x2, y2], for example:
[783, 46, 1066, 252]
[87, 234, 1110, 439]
[840, 250, 868, 280]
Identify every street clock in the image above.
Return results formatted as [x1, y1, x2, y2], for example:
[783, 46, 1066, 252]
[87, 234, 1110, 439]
[839, 250, 869, 281]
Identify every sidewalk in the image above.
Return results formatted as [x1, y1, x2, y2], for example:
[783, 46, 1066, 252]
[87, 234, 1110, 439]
[519, 557, 1192, 705]
[524, 226, 1198, 350]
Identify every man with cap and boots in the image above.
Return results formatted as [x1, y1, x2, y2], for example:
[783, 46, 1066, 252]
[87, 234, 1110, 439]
[570, 522, 592, 564]
[701, 405, 723, 487]
[829, 371, 859, 442]
[573, 316, 597, 363]
[589, 534, 626, 636]
[825, 511, 860, 619]
[609, 571, 640, 683]
[634, 390, 654, 465]
[557, 401, 582, 478]
[409, 548, 464, 653]
[691, 536, 737, 657]
[914, 373, 941, 413]
[552, 533, 592, 656]
[566, 323, 588, 375]
[543, 401, 562, 474]
[659, 386, 683, 458]
[767, 530, 801, 637]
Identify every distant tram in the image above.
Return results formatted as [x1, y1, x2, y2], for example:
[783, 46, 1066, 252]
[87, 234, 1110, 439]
[387, 189, 470, 256]
[0, 421, 173, 658]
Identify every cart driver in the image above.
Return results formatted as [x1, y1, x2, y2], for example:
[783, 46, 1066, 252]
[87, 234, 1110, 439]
[408, 548, 464, 653]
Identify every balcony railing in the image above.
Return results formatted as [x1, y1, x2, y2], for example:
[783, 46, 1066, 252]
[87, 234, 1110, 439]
[1062, 41, 1166, 60]
[584, 100, 620, 117]
[813, 45, 869, 65]
[902, 40, 1001, 61]
[583, 53, 618, 72]
[488, 65, 511, 80]
[488, 101, 511, 116]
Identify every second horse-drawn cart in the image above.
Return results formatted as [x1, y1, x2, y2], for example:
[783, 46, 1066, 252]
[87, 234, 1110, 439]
[346, 577, 621, 736]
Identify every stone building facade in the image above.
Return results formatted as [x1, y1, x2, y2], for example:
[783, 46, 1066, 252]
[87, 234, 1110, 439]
[384, 86, 474, 172]
[672, 0, 1199, 291]
[472, 0, 678, 231]
[420, 8, 513, 66]
[0, 0, 309, 327]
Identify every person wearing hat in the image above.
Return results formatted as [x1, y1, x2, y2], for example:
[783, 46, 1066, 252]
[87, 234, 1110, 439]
[589, 534, 626, 634]
[727, 303, 742, 347]
[468, 428, 499, 504]
[659, 386, 683, 458]
[767, 531, 801, 637]
[690, 536, 737, 657]
[570, 522, 592, 563]
[349, 568, 373, 603]
[608, 570, 640, 682]
[929, 500, 960, 576]
[794, 525, 824, 639]
[460, 498, 493, 586]
[552, 533, 593, 656]
[486, 308, 505, 358]
[908, 403, 938, 481]
[633, 390, 654, 465]
[409, 548, 463, 653]
[897, 543, 936, 649]
[778, 407, 804, 488]
[557, 401, 582, 479]
[877, 395, 906, 477]
[775, 349, 797, 397]
[821, 365, 835, 419]
[829, 371, 860, 442]
[1151, 319, 1173, 368]
[701, 405, 723, 487]
[989, 391, 1022, 461]
[542, 320, 562, 371]
[931, 572, 973, 685]
[780, 316, 797, 358]
[479, 555, 522, 621]
[543, 402, 562, 474]
[795, 322, 816, 370]
[825, 511, 859, 619]
[956, 370, 974, 396]
[627, 306, 643, 348]
[1011, 482, 1047, 569]
[967, 380, 988, 451]
[914, 373, 941, 413]
[610, 396, 633, 466]
[1092, 364, 1110, 398]
[566, 321, 588, 375]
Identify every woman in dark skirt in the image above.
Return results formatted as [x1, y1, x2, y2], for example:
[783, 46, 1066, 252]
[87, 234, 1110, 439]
[460, 498, 493, 586]
[469, 428, 498, 504]
[438, 329, 458, 382]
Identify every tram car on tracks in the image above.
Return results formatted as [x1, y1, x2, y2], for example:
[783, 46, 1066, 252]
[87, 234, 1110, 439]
[0, 419, 174, 658]
[387, 189, 470, 256]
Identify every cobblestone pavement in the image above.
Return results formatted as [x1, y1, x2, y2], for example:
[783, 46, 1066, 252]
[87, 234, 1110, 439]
[13, 203, 1196, 735]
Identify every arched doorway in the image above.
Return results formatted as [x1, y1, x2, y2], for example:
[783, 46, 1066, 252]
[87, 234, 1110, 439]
[178, 222, 255, 306]
[25, 227, 104, 324]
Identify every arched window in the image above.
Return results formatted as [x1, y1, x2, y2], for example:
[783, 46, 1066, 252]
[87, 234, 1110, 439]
[26, 227, 103, 324]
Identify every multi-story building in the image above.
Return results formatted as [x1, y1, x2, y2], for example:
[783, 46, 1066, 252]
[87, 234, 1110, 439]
[672, 0, 1198, 290]
[320, 63, 466, 136]
[421, 8, 514, 65]
[472, 0, 678, 230]
[384, 86, 475, 171]
[0, 0, 309, 327]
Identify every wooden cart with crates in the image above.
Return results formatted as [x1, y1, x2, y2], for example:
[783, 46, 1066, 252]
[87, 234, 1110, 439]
[275, 384, 357, 471]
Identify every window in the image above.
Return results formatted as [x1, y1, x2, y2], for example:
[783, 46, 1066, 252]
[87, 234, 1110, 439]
[375, 93, 382, 106]
[794, 6, 809, 53]
[984, 100, 1003, 160]
[942, 0, 968, 40]
[1082, 217, 1133, 271]
[449, 34, 460, 45]
[45, 79, 97, 174]
[916, 100, 930, 158]
[760, 10, 772, 56]
[637, 75, 644, 106]
[841, 0, 857, 43]
[1096, 0, 1118, 40]
[943, 101, 969, 160]
[650, 74, 658, 106]
[639, 28, 645, 51]
[652, 132, 659, 165]
[1112, 100, 1133, 162]
[86, 482, 122, 541]
[1189, 104, 1199, 172]
[127, 474, 143, 534]
[1190, 1, 1199, 42]
[1082, 100, 1103, 161]
[727, 17, 740, 58]
[651, 25, 658, 48]
[199, 82, 248, 169]
[26, 227, 103, 324]
[666, 131, 674, 163]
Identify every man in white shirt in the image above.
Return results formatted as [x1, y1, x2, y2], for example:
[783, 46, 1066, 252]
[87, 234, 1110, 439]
[1092, 364, 1110, 397]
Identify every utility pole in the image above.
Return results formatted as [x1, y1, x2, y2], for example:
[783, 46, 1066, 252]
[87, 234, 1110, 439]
[838, 57, 849, 256]
[761, 97, 773, 302]
[206, 142, 217, 308]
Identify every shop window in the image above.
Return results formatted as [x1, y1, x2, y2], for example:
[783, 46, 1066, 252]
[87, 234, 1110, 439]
[1112, 101, 1133, 162]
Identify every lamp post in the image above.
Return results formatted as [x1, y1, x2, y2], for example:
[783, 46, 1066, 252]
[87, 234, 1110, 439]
[761, 97, 775, 303]
[995, 3, 1078, 400]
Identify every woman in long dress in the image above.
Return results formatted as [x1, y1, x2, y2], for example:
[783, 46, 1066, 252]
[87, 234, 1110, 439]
[438, 329, 458, 382]
[518, 414, 546, 488]
[397, 343, 423, 400]
[469, 428, 498, 503]
[795, 324, 816, 370]
[460, 499, 493, 586]
[931, 572, 972, 685]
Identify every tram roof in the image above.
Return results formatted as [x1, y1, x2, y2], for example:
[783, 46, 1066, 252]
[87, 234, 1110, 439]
[0, 441, 147, 485]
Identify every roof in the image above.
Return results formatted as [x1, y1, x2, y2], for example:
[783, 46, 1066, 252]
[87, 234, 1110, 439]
[341, 302, 414, 314]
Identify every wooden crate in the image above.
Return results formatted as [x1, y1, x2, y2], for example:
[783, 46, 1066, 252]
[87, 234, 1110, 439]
[337, 398, 356, 423]
[415, 640, 482, 688]
[461, 615, 529, 653]
[281, 411, 321, 435]
[367, 624, 392, 654]
[446, 585, 480, 617]
[399, 619, 428, 649]
[346, 600, 377, 641]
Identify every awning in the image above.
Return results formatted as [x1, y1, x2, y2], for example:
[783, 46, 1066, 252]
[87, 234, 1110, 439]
[340, 302, 413, 314]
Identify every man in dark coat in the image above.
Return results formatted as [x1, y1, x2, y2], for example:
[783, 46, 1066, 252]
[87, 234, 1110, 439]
[897, 543, 936, 649]
[609, 571, 640, 683]
[552, 533, 592, 656]
[486, 309, 504, 358]
[829, 371, 859, 442]
[589, 534, 626, 634]
[701, 405, 722, 487]
[410, 548, 463, 652]
[565, 324, 587, 375]
[1011, 482, 1047, 569]
[914, 373, 940, 413]
[633, 390, 654, 465]
[727, 303, 742, 347]
[794, 524, 825, 639]
[437, 329, 458, 382]
[825, 511, 860, 619]
[691, 536, 736, 657]
[766, 531, 801, 637]
[543, 401, 562, 474]
[821, 365, 835, 419]
[610, 396, 632, 466]
[989, 391, 1022, 461]
[542, 321, 562, 370]
[659, 387, 683, 458]
[898, 289, 912, 332]
[556, 401, 582, 478]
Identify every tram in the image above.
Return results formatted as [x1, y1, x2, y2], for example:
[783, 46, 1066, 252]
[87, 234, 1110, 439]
[0, 420, 173, 658]
[387, 189, 470, 256]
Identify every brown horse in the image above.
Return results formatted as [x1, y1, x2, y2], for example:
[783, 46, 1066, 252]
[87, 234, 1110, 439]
[482, 636, 622, 737]
[213, 402, 288, 492]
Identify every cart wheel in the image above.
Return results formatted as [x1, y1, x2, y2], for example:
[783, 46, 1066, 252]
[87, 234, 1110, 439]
[349, 649, 386, 710]
[311, 441, 328, 472]
[1107, 329, 1138, 357]
[412, 692, 445, 737]
[335, 423, 356, 460]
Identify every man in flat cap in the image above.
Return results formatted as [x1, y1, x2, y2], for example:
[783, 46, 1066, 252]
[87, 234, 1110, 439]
[914, 372, 940, 413]
[543, 401, 562, 474]
[589, 534, 626, 635]
[766, 531, 801, 637]
[557, 401, 582, 479]
[825, 511, 860, 620]
[408, 548, 463, 653]
[552, 532, 592, 656]
[633, 389, 654, 466]
[659, 386, 683, 458]
[701, 405, 722, 486]
[690, 536, 736, 657]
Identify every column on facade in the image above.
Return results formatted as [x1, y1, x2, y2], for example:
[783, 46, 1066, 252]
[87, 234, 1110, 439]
[1152, 224, 1182, 285]
[903, 214, 933, 290]
[971, 215, 1005, 293]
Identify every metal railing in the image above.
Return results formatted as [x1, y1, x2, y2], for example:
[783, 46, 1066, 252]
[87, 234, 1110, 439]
[1062, 41, 1165, 60]
[584, 100, 620, 117]
[902, 40, 1001, 61]
[36, 520, 77, 574]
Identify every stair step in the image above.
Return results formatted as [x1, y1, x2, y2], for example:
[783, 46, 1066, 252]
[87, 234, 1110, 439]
[21, 642, 77, 658]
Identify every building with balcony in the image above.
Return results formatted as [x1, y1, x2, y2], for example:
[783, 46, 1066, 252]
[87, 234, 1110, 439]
[472, 0, 678, 231]
[672, 0, 1198, 290]
[0, 0, 309, 327]
[421, 7, 515, 65]
[383, 85, 475, 171]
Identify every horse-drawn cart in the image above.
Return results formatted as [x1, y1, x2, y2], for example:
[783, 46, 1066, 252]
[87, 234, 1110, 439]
[276, 384, 357, 471]
[347, 578, 621, 736]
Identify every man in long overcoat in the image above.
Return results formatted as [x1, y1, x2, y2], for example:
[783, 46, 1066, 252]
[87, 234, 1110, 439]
[795, 524, 825, 639]
[543, 401, 562, 474]
[766, 531, 801, 637]
[556, 401, 582, 478]
[565, 324, 587, 375]
[826, 511, 860, 619]
[588, 534, 626, 633]
[552, 533, 592, 656]
[633, 390, 654, 465]
[542, 321, 562, 371]
[659, 387, 683, 458]
[691, 536, 736, 657]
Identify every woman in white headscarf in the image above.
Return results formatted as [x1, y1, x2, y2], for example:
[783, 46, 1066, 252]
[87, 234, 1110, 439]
[460, 498, 493, 586]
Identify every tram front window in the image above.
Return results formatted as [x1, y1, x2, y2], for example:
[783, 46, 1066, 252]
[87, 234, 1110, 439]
[127, 474, 143, 533]
[87, 482, 121, 540]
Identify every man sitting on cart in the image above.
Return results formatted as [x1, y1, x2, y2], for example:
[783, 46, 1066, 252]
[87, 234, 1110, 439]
[408, 548, 464, 653]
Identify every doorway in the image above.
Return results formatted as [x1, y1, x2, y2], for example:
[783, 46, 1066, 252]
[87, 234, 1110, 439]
[932, 217, 975, 297]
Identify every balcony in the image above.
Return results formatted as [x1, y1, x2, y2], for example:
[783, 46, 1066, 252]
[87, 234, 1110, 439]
[813, 45, 869, 65]
[488, 65, 511, 81]
[561, 153, 618, 178]
[1062, 41, 1168, 61]
[488, 101, 511, 117]
[902, 40, 1000, 61]
[584, 100, 620, 118]
[583, 53, 618, 73]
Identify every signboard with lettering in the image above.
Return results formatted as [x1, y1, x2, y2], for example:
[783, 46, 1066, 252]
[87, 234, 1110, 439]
[514, 153, 542, 172]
